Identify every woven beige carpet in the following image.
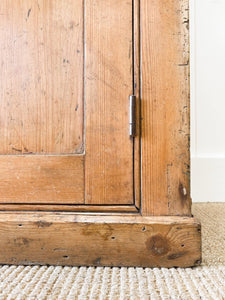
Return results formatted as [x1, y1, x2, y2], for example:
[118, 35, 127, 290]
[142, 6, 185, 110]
[0, 203, 224, 300]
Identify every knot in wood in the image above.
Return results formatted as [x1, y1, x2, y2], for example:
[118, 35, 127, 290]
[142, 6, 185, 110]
[146, 234, 170, 256]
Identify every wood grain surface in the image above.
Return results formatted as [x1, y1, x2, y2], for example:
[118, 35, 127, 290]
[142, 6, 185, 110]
[84, 0, 134, 205]
[0, 0, 84, 154]
[0, 212, 201, 267]
[0, 0, 192, 218]
[0, 155, 84, 204]
[0, 204, 138, 213]
[141, 0, 191, 216]
[0, 0, 200, 268]
[133, 0, 141, 209]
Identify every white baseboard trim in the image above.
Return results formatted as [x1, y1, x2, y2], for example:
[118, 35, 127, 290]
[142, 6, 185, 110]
[191, 156, 225, 202]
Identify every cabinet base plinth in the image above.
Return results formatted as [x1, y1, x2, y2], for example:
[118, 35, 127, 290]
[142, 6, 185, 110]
[0, 212, 201, 268]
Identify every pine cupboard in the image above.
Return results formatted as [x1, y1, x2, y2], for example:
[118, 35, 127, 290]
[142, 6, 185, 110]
[0, 0, 201, 267]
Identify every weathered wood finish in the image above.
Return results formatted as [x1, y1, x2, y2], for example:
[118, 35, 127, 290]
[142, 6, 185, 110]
[0, 0, 84, 154]
[0, 0, 201, 268]
[141, 0, 191, 216]
[84, 0, 134, 204]
[0, 204, 138, 213]
[133, 0, 141, 209]
[0, 155, 84, 204]
[0, 212, 201, 268]
[0, 0, 139, 207]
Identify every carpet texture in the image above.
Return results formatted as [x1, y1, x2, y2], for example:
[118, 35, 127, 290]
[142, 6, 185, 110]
[0, 203, 224, 300]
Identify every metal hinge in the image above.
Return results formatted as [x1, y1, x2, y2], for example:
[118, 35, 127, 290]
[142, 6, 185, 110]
[129, 95, 136, 137]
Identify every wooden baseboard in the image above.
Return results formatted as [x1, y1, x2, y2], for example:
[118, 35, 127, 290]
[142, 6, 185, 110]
[0, 212, 201, 267]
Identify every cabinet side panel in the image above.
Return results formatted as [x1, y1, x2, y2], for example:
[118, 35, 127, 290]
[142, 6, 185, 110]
[85, 0, 134, 204]
[0, 0, 83, 154]
[141, 0, 191, 216]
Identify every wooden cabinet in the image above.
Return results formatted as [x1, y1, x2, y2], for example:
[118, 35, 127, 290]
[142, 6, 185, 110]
[0, 0, 201, 267]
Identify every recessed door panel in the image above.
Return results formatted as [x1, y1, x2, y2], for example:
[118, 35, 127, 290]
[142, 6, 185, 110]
[0, 0, 84, 154]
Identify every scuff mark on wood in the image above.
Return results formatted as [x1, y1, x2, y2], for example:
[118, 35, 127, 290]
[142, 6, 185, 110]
[74, 142, 84, 154]
[167, 251, 187, 260]
[167, 162, 173, 208]
[178, 59, 189, 67]
[179, 182, 188, 204]
[12, 147, 22, 153]
[53, 248, 67, 252]
[26, 8, 32, 21]
[63, 58, 70, 64]
[14, 237, 31, 247]
[83, 224, 113, 241]
[93, 257, 101, 265]
[35, 220, 52, 228]
[183, 19, 189, 30]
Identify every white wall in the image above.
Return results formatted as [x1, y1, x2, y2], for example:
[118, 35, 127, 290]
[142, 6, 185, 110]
[191, 0, 225, 202]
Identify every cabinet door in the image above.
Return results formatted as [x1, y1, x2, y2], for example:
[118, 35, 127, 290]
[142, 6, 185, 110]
[0, 0, 139, 208]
